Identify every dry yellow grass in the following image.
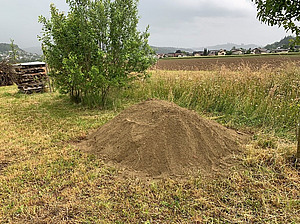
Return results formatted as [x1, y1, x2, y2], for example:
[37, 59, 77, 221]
[0, 63, 299, 223]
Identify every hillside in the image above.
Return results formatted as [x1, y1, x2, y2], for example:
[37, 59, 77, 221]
[151, 46, 194, 54]
[264, 36, 295, 50]
[0, 43, 42, 62]
[0, 43, 21, 53]
[204, 43, 258, 51]
[151, 43, 259, 54]
[23, 46, 43, 55]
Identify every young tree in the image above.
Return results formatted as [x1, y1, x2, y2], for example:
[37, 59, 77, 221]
[252, 0, 300, 159]
[9, 39, 18, 63]
[252, 0, 300, 45]
[39, 0, 155, 106]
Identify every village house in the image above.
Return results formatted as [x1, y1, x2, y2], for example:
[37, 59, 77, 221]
[156, 44, 294, 59]
[208, 50, 218, 56]
[156, 54, 165, 59]
[193, 51, 204, 57]
[251, 48, 268, 54]
[166, 53, 176, 57]
[218, 49, 226, 56]
[271, 49, 289, 54]
[175, 52, 184, 57]
[165, 52, 187, 58]
[186, 52, 194, 57]
[231, 49, 244, 55]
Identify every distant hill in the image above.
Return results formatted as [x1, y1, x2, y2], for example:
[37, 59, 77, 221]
[151, 46, 194, 54]
[150, 43, 261, 54]
[1, 44, 43, 55]
[264, 36, 295, 50]
[204, 43, 259, 51]
[0, 43, 22, 53]
[23, 46, 43, 55]
[0, 43, 42, 62]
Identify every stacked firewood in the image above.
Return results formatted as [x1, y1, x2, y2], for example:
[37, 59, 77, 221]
[0, 60, 14, 86]
[14, 62, 48, 93]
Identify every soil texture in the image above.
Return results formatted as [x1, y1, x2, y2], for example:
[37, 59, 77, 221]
[82, 99, 248, 177]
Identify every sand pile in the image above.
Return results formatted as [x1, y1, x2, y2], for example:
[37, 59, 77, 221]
[83, 99, 247, 177]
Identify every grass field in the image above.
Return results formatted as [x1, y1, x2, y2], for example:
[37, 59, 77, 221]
[0, 62, 299, 223]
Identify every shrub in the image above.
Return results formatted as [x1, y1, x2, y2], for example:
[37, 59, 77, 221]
[39, 0, 155, 106]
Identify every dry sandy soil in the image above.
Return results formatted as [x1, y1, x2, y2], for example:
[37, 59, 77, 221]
[81, 99, 249, 178]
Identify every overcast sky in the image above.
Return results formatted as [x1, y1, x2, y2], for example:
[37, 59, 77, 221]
[0, 0, 291, 49]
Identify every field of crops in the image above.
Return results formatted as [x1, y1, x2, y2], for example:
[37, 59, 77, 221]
[155, 54, 300, 71]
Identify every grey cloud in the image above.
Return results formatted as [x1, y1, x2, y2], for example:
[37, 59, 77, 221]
[138, 0, 288, 48]
[0, 0, 69, 48]
[0, 0, 290, 49]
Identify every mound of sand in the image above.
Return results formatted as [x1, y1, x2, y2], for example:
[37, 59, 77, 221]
[83, 99, 247, 177]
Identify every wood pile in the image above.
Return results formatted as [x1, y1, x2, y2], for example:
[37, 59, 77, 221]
[0, 71, 14, 86]
[0, 60, 14, 86]
[14, 62, 48, 93]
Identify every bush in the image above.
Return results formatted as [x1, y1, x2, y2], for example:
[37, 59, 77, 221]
[39, 0, 155, 106]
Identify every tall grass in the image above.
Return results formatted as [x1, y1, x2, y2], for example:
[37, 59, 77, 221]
[121, 63, 300, 135]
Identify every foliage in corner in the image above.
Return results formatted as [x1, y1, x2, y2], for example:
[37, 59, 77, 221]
[39, 0, 156, 106]
[252, 0, 300, 160]
[252, 0, 300, 45]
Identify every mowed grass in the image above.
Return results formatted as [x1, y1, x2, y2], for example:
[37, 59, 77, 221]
[0, 63, 299, 223]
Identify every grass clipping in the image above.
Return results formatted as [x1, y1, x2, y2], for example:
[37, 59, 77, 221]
[83, 99, 248, 177]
